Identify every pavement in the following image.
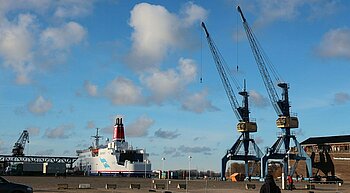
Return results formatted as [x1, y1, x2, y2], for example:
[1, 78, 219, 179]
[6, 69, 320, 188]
[3, 176, 349, 193]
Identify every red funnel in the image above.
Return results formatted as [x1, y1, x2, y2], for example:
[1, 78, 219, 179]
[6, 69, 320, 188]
[113, 117, 125, 142]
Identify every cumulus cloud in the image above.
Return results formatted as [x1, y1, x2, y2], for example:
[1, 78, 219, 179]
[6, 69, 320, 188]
[105, 77, 143, 105]
[246, 0, 339, 28]
[316, 28, 350, 59]
[154, 128, 180, 139]
[253, 0, 302, 27]
[0, 1, 89, 84]
[334, 92, 350, 105]
[28, 96, 52, 115]
[27, 127, 40, 136]
[181, 2, 208, 27]
[0, 14, 35, 84]
[142, 58, 197, 103]
[84, 81, 98, 97]
[249, 90, 269, 108]
[181, 89, 219, 113]
[125, 2, 207, 72]
[44, 124, 73, 139]
[40, 22, 86, 50]
[126, 115, 155, 137]
[54, 0, 95, 19]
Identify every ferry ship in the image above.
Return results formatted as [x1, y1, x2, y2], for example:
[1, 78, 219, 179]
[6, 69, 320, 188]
[75, 116, 151, 176]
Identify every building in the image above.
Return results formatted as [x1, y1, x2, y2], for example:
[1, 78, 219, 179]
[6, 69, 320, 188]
[300, 135, 350, 180]
[301, 135, 350, 153]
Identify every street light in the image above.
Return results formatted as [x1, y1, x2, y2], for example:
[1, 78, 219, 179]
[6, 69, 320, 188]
[287, 149, 291, 175]
[161, 157, 166, 179]
[188, 156, 192, 180]
[186, 156, 192, 193]
[144, 159, 147, 178]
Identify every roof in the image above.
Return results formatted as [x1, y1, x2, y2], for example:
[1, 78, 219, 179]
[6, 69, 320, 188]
[300, 135, 350, 145]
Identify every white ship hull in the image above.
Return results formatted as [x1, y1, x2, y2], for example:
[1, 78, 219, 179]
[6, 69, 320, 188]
[75, 147, 151, 176]
[74, 117, 151, 176]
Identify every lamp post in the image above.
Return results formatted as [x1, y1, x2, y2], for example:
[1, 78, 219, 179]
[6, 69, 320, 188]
[161, 157, 166, 179]
[186, 155, 192, 193]
[144, 159, 147, 178]
[287, 149, 291, 175]
[188, 156, 192, 180]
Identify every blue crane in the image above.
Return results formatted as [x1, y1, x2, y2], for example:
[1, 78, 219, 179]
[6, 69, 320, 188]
[201, 22, 263, 180]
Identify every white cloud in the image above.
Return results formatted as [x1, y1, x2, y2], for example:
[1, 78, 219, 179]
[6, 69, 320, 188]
[105, 77, 143, 105]
[249, 90, 269, 108]
[142, 57, 197, 103]
[40, 21, 86, 51]
[142, 69, 181, 103]
[44, 124, 73, 139]
[0, 14, 35, 84]
[0, 1, 89, 84]
[28, 96, 52, 115]
[253, 0, 302, 27]
[181, 2, 208, 27]
[54, 0, 95, 19]
[27, 127, 40, 136]
[84, 81, 98, 97]
[0, 1, 51, 18]
[317, 28, 350, 59]
[126, 115, 154, 137]
[125, 2, 207, 72]
[181, 89, 219, 113]
[237, 0, 339, 29]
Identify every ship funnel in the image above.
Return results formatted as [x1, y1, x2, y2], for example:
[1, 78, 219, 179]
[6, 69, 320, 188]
[113, 116, 125, 142]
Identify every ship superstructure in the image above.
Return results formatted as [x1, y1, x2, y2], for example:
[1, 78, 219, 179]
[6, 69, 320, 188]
[75, 116, 151, 176]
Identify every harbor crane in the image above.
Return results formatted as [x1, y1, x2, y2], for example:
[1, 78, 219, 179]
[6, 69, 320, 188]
[201, 22, 263, 180]
[12, 130, 29, 156]
[237, 6, 312, 182]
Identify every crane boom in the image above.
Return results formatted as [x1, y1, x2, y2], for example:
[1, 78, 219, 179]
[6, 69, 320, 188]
[201, 22, 242, 121]
[12, 130, 30, 156]
[202, 22, 261, 179]
[237, 6, 282, 116]
[201, 22, 257, 132]
[237, 6, 298, 129]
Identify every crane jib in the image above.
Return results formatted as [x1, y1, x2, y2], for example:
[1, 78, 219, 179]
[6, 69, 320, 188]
[201, 22, 246, 121]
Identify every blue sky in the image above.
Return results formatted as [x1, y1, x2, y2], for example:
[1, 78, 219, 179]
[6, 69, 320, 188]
[1, 0, 350, 172]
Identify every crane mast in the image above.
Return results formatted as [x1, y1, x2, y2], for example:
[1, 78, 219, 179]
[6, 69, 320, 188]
[237, 6, 312, 184]
[201, 22, 262, 179]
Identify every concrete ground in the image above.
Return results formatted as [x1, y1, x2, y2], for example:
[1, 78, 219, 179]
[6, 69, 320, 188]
[3, 176, 348, 193]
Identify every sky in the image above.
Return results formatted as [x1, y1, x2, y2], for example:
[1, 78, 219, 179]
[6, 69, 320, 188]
[1, 0, 350, 172]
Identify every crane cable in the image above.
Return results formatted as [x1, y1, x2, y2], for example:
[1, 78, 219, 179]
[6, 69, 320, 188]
[200, 25, 203, 83]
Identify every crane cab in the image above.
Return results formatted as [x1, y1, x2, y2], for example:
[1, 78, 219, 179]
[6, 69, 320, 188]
[276, 116, 298, 128]
[236, 122, 257, 132]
